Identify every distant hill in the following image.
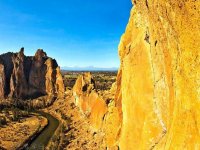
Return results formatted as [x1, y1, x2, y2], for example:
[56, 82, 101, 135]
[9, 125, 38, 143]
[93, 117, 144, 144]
[61, 66, 118, 71]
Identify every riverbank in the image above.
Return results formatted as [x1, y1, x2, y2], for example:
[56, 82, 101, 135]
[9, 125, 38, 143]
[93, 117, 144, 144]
[0, 113, 47, 150]
[25, 111, 59, 150]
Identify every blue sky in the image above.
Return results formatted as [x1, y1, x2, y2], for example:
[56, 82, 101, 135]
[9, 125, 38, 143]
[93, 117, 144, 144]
[0, 0, 132, 68]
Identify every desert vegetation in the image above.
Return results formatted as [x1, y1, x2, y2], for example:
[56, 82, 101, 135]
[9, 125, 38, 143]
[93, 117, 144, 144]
[0, 106, 47, 149]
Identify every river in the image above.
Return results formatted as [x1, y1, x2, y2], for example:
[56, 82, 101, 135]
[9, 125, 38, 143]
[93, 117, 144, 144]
[25, 111, 59, 150]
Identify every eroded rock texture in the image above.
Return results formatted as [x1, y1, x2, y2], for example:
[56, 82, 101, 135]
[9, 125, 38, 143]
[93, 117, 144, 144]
[0, 48, 64, 99]
[56, 67, 65, 97]
[116, 0, 200, 149]
[72, 73, 121, 149]
[73, 72, 107, 130]
[0, 58, 5, 98]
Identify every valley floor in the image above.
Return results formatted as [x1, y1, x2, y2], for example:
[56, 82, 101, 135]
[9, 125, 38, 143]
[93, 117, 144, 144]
[0, 114, 47, 150]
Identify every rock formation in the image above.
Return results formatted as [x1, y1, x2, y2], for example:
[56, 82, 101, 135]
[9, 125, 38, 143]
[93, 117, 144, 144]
[73, 72, 107, 130]
[115, 0, 200, 149]
[29, 49, 48, 97]
[9, 48, 29, 98]
[72, 0, 200, 149]
[0, 58, 5, 98]
[72, 72, 121, 149]
[56, 67, 65, 97]
[0, 48, 65, 99]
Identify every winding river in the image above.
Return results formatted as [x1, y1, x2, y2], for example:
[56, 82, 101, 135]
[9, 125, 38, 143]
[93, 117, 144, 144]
[25, 111, 59, 150]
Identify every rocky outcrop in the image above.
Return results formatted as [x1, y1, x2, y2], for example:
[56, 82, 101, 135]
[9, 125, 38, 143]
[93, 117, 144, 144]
[72, 73, 122, 149]
[55, 67, 65, 97]
[45, 58, 57, 96]
[0, 58, 5, 98]
[115, 0, 200, 149]
[28, 49, 48, 97]
[9, 48, 29, 98]
[73, 72, 107, 130]
[0, 48, 65, 99]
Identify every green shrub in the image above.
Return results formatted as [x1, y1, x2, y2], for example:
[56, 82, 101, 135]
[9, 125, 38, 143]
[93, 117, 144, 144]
[0, 116, 7, 126]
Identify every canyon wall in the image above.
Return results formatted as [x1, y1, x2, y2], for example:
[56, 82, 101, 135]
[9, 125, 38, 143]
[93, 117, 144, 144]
[117, 0, 200, 149]
[0, 48, 64, 99]
[72, 72, 121, 149]
[73, 0, 200, 149]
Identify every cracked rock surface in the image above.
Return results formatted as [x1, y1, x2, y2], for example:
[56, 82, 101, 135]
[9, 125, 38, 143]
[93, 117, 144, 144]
[116, 0, 200, 149]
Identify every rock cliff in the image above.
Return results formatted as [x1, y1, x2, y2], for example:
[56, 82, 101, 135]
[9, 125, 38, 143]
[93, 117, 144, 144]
[0, 48, 65, 99]
[116, 0, 200, 149]
[73, 72, 107, 130]
[72, 0, 200, 149]
[72, 73, 121, 149]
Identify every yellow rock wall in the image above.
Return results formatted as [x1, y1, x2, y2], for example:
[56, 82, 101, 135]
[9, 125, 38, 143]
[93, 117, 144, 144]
[117, 0, 200, 149]
[73, 73, 107, 130]
[45, 58, 56, 95]
[72, 73, 122, 149]
[56, 67, 65, 97]
[0, 62, 5, 98]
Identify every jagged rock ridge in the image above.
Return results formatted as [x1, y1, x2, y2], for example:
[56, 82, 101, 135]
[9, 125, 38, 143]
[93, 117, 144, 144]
[0, 48, 65, 99]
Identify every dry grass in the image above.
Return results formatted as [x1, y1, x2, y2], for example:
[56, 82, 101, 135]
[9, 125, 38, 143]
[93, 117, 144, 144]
[0, 114, 47, 150]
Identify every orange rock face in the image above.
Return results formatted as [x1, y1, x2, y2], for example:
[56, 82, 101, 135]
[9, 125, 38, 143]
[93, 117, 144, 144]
[0, 48, 64, 99]
[56, 67, 65, 97]
[73, 73, 107, 130]
[72, 73, 122, 149]
[45, 60, 65, 97]
[117, 0, 200, 149]
[0, 59, 5, 98]
[45, 58, 57, 95]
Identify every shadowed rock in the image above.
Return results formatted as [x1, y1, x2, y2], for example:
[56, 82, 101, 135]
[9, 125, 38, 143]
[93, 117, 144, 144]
[0, 48, 65, 99]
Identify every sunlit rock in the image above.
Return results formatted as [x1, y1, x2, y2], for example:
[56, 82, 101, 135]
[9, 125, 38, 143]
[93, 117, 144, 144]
[56, 67, 65, 97]
[117, 0, 200, 149]
[0, 58, 5, 98]
[73, 72, 107, 130]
